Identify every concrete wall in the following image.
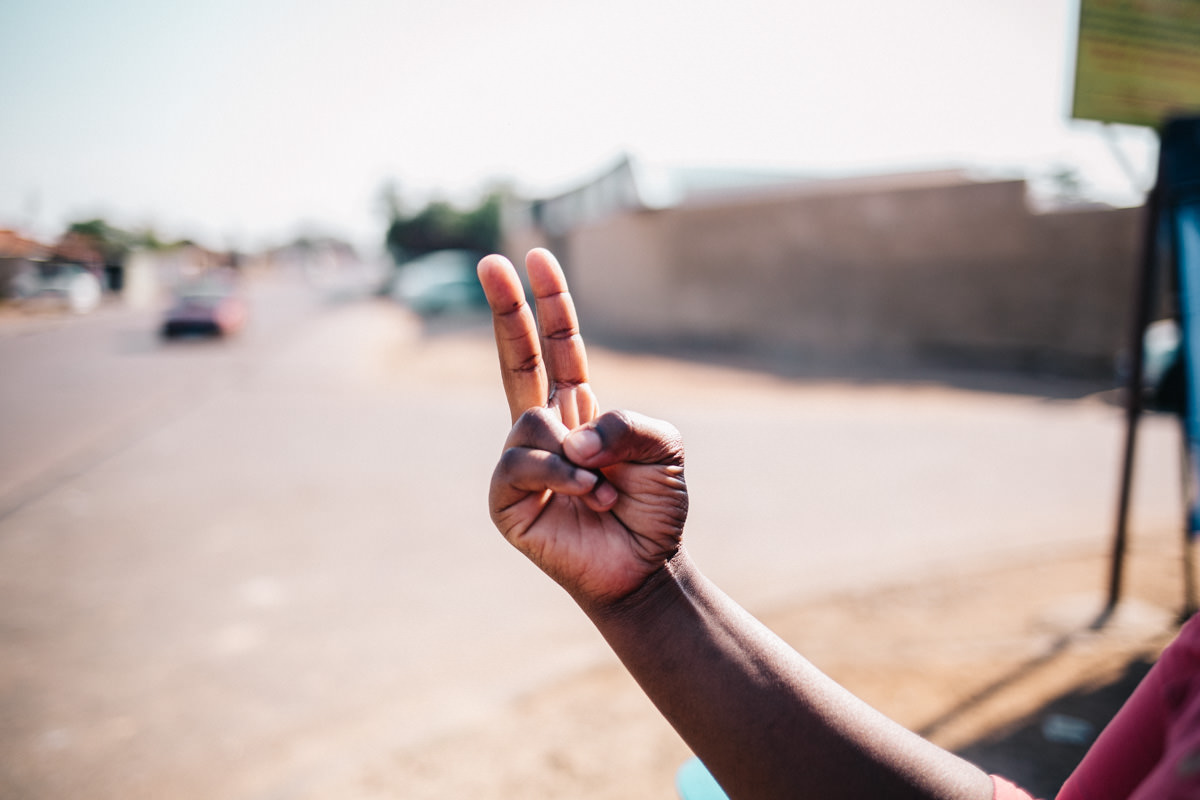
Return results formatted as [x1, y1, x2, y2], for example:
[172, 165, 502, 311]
[538, 178, 1144, 376]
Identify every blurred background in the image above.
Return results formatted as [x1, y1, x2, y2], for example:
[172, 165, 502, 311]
[0, 1, 1194, 798]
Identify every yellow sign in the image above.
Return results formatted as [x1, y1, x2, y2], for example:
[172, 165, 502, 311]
[1073, 0, 1200, 127]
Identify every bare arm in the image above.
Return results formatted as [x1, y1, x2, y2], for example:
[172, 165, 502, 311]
[586, 548, 991, 799]
[478, 249, 995, 800]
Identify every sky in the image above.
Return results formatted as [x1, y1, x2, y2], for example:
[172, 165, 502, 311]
[0, 0, 1160, 254]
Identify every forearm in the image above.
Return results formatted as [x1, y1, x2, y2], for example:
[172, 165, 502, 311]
[582, 548, 994, 800]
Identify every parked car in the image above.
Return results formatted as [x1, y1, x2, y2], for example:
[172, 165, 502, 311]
[390, 249, 487, 315]
[160, 274, 247, 338]
[13, 262, 103, 313]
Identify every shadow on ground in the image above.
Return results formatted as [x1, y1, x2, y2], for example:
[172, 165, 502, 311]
[955, 655, 1154, 798]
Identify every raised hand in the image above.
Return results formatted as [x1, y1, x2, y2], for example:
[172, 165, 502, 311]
[476, 254, 997, 800]
[477, 249, 688, 606]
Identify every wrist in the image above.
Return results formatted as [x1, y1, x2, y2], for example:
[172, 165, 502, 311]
[579, 547, 701, 629]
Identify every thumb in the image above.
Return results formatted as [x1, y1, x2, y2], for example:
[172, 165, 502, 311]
[563, 411, 684, 470]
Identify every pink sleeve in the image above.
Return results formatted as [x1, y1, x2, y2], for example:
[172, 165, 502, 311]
[992, 774, 1038, 800]
[994, 615, 1200, 800]
[1058, 613, 1200, 800]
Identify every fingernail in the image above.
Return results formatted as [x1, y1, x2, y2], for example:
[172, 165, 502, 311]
[594, 483, 618, 506]
[565, 429, 602, 460]
[573, 469, 598, 490]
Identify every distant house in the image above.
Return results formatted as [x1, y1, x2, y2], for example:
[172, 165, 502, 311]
[0, 229, 51, 299]
[53, 231, 107, 276]
[0, 229, 109, 312]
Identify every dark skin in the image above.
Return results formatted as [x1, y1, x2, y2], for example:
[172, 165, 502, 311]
[478, 248, 995, 800]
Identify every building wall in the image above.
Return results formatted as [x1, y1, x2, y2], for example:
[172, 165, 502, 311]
[545, 178, 1144, 376]
[0, 258, 29, 299]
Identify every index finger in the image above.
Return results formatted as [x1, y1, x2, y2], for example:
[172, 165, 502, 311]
[478, 254, 548, 422]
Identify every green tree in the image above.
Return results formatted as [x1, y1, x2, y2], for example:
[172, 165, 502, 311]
[384, 191, 503, 264]
[66, 219, 197, 259]
[66, 219, 133, 264]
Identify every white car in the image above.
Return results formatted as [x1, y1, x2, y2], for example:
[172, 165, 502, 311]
[15, 262, 102, 313]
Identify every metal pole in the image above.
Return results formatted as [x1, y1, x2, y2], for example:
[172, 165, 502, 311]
[1098, 178, 1163, 628]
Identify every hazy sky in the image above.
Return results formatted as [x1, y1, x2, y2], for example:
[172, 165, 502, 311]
[0, 0, 1159, 253]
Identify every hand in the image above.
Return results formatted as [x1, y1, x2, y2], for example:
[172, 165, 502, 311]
[477, 249, 688, 606]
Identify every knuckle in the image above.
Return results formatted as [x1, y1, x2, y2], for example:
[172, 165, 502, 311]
[598, 409, 634, 440]
[514, 406, 556, 432]
[599, 410, 685, 465]
[495, 297, 528, 317]
[545, 324, 579, 342]
[495, 446, 526, 475]
[661, 427, 685, 466]
[512, 352, 542, 374]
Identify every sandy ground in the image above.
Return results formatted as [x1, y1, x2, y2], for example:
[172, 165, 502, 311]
[352, 529, 1185, 800]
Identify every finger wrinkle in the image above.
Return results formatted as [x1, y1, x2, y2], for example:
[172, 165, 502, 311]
[494, 300, 530, 318]
[545, 327, 581, 341]
[511, 353, 543, 373]
[499, 331, 536, 343]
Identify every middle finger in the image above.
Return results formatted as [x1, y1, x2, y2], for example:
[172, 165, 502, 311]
[526, 249, 594, 424]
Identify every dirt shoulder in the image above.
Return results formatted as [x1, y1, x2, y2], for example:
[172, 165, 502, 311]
[355, 524, 1186, 800]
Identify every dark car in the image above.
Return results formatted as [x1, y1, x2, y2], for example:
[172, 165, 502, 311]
[160, 275, 247, 338]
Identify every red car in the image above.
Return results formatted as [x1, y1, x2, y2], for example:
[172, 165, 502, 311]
[160, 276, 247, 338]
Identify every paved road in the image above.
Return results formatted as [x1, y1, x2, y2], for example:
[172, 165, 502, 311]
[0, 271, 326, 520]
[0, 274, 1186, 799]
